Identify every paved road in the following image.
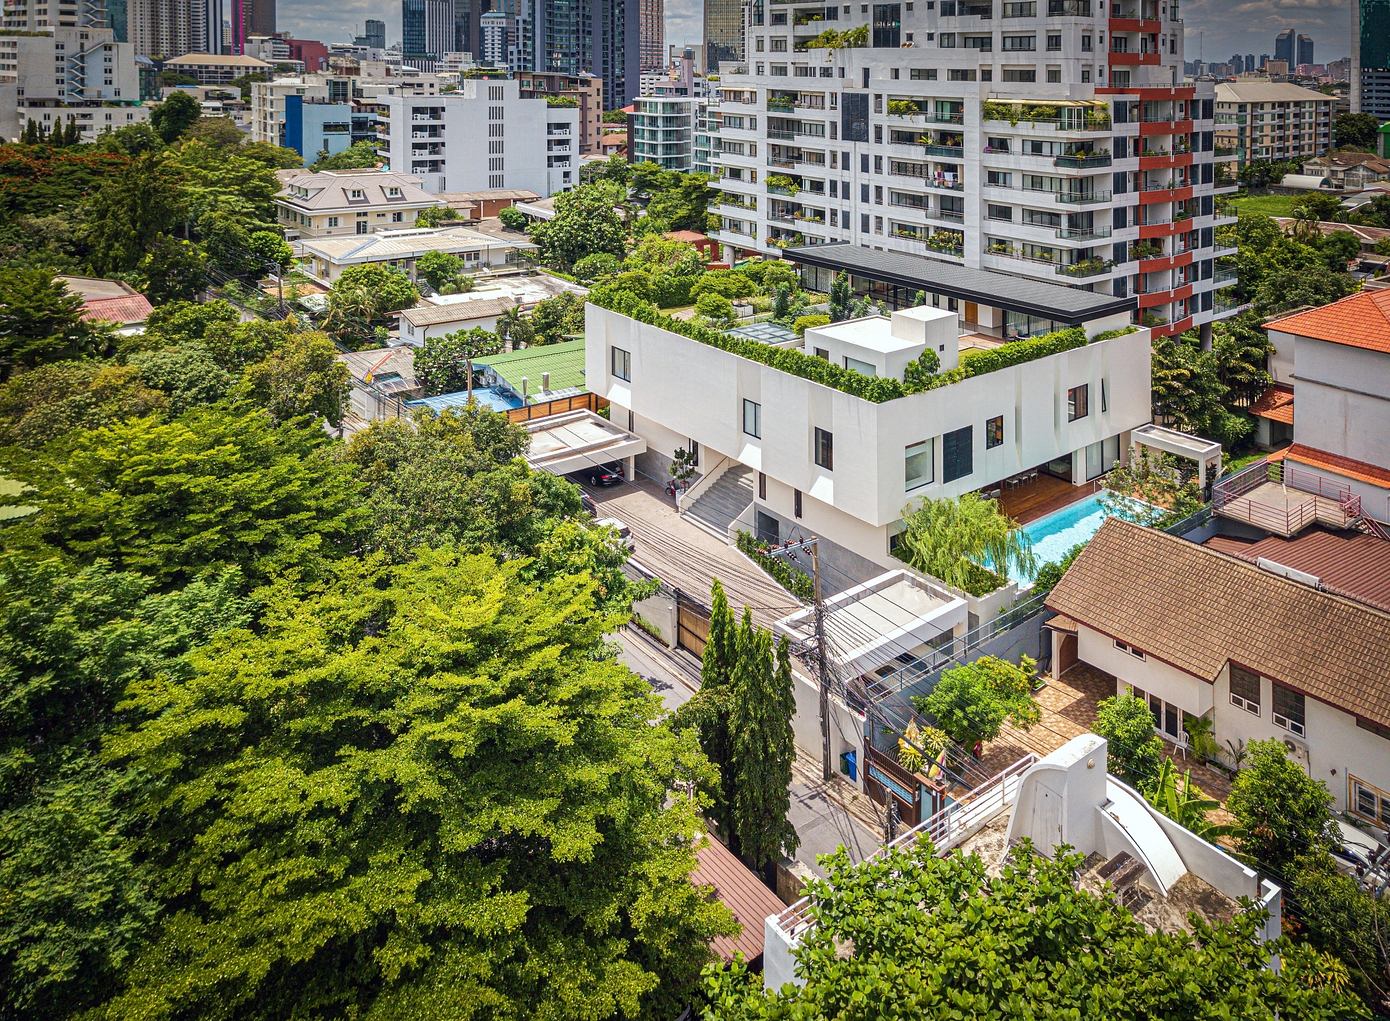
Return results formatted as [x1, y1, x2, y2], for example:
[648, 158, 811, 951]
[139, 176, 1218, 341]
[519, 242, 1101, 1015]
[617, 624, 700, 714]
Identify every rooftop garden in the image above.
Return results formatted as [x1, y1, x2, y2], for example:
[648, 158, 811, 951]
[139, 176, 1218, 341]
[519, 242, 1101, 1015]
[589, 286, 1137, 403]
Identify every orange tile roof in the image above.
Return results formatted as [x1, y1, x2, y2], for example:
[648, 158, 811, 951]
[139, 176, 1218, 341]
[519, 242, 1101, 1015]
[1248, 382, 1295, 424]
[1046, 519, 1390, 729]
[1282, 443, 1390, 487]
[1264, 289, 1390, 354]
[81, 293, 153, 325]
[691, 835, 785, 963]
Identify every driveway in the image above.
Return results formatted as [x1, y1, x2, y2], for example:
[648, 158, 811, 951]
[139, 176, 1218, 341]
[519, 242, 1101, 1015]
[618, 624, 700, 714]
[584, 475, 802, 627]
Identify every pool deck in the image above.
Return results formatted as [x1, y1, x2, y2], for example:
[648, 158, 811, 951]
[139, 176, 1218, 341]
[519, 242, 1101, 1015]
[995, 474, 1092, 525]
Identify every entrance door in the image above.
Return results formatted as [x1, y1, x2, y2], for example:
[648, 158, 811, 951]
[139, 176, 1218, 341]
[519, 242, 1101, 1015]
[1145, 692, 1182, 742]
[964, 301, 978, 326]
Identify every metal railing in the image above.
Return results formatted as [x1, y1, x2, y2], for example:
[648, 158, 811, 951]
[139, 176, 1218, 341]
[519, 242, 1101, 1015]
[768, 753, 1038, 942]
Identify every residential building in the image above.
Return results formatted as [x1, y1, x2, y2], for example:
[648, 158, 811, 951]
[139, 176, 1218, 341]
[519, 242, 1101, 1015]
[639, 0, 662, 71]
[640, 46, 706, 99]
[762, 734, 1282, 990]
[296, 224, 534, 284]
[402, 0, 456, 70]
[435, 186, 540, 216]
[0, 18, 147, 142]
[703, 0, 742, 71]
[162, 52, 273, 86]
[1214, 80, 1333, 166]
[397, 273, 585, 343]
[245, 33, 329, 72]
[531, 0, 641, 107]
[58, 275, 153, 335]
[1353, 0, 1390, 119]
[251, 73, 440, 148]
[518, 70, 603, 155]
[710, 0, 1239, 343]
[1300, 151, 1390, 192]
[630, 94, 695, 170]
[585, 260, 1148, 591]
[124, 0, 220, 58]
[1046, 520, 1390, 821]
[275, 167, 446, 240]
[280, 94, 374, 159]
[378, 78, 578, 196]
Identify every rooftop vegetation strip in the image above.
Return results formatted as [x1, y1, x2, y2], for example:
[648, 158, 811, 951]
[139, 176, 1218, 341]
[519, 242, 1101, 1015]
[590, 288, 1136, 404]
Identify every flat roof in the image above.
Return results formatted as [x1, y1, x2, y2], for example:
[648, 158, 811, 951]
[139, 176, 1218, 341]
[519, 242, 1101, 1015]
[523, 409, 646, 476]
[810, 315, 926, 355]
[784, 243, 1136, 324]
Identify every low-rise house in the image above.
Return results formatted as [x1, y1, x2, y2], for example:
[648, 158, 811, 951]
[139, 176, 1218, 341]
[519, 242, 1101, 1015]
[435, 189, 539, 218]
[57, 275, 153, 335]
[1046, 519, 1390, 823]
[297, 225, 534, 285]
[1301, 151, 1390, 192]
[162, 53, 273, 86]
[395, 273, 587, 345]
[585, 259, 1148, 601]
[275, 168, 445, 240]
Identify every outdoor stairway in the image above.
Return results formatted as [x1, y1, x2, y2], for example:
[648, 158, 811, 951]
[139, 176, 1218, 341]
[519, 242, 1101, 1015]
[683, 466, 755, 541]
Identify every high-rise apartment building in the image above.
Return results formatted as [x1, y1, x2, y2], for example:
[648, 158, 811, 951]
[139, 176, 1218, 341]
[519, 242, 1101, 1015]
[0, 0, 146, 140]
[639, 0, 662, 70]
[1296, 34, 1313, 67]
[1353, 0, 1390, 118]
[1274, 29, 1295, 68]
[227, 0, 274, 53]
[531, 0, 639, 106]
[402, 0, 456, 69]
[703, 0, 742, 71]
[125, 0, 220, 57]
[710, 0, 1239, 341]
[518, 69, 602, 153]
[1215, 80, 1333, 166]
[362, 19, 386, 49]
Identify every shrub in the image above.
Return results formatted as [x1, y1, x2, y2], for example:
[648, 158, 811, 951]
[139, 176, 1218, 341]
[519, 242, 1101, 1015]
[1228, 739, 1337, 876]
[572, 252, 623, 282]
[793, 313, 830, 336]
[902, 348, 939, 388]
[690, 271, 759, 301]
[735, 531, 813, 601]
[497, 206, 528, 230]
[650, 274, 697, 309]
[1093, 694, 1164, 793]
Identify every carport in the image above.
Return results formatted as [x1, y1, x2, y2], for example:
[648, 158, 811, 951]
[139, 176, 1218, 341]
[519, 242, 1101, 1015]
[523, 409, 647, 480]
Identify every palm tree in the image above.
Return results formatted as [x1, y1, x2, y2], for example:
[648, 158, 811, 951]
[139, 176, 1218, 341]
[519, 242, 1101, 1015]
[895, 493, 1036, 593]
[497, 305, 532, 351]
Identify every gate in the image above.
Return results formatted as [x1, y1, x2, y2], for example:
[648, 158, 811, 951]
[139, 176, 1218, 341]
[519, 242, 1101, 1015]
[675, 590, 711, 657]
[864, 745, 924, 828]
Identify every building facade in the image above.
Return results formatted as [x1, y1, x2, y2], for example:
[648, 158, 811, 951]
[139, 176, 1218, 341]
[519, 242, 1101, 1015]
[630, 94, 695, 169]
[124, 0, 220, 58]
[402, 0, 456, 70]
[1214, 80, 1333, 166]
[379, 77, 578, 195]
[703, 0, 742, 71]
[275, 167, 446, 239]
[531, 0, 640, 106]
[1353, 0, 1390, 118]
[362, 19, 386, 49]
[639, 0, 662, 70]
[517, 69, 603, 154]
[162, 52, 272, 85]
[709, 0, 1238, 342]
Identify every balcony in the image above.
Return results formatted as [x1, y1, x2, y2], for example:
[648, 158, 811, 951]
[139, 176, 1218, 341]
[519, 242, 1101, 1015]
[1213, 461, 1359, 538]
[1056, 258, 1114, 279]
[1054, 151, 1113, 169]
[1057, 225, 1112, 240]
[1056, 189, 1112, 204]
[923, 143, 965, 159]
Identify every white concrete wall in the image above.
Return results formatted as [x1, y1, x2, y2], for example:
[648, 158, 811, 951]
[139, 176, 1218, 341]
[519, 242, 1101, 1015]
[790, 668, 864, 792]
[1292, 337, 1390, 468]
[1079, 625, 1214, 718]
[587, 304, 1152, 542]
[1266, 327, 1297, 385]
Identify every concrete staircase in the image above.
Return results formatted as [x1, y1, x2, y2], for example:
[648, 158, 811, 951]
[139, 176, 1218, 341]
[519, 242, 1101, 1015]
[683, 466, 755, 540]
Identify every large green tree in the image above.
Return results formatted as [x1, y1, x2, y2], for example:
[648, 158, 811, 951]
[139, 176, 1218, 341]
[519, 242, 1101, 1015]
[529, 182, 628, 271]
[0, 268, 105, 380]
[238, 330, 351, 427]
[918, 655, 1039, 752]
[704, 838, 1367, 1019]
[101, 550, 735, 1020]
[322, 264, 420, 349]
[895, 493, 1036, 595]
[677, 581, 739, 842]
[1227, 738, 1337, 877]
[311, 140, 380, 171]
[1334, 113, 1381, 150]
[1092, 693, 1165, 794]
[0, 361, 166, 446]
[414, 326, 502, 398]
[149, 91, 201, 143]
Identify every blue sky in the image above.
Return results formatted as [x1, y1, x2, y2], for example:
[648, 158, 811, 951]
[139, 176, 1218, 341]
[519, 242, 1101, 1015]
[278, 0, 1354, 64]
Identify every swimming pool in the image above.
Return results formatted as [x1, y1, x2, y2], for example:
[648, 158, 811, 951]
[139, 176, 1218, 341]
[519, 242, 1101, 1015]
[1007, 493, 1145, 587]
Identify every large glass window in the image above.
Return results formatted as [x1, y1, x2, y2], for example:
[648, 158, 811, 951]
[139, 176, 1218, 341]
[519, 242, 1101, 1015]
[942, 426, 973, 483]
[905, 438, 933, 490]
[1229, 666, 1261, 715]
[844, 355, 876, 375]
[1272, 684, 1305, 736]
[1068, 384, 1089, 421]
[814, 427, 834, 470]
[742, 399, 761, 438]
[611, 346, 631, 381]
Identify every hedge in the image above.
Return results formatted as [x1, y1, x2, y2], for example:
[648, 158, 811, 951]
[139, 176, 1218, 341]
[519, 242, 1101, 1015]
[735, 531, 814, 601]
[588, 288, 1138, 404]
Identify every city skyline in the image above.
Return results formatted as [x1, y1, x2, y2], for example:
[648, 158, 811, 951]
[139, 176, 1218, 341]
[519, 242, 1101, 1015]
[276, 0, 1356, 64]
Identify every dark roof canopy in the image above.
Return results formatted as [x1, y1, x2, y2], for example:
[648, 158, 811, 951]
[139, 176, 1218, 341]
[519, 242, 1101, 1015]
[785, 243, 1136, 325]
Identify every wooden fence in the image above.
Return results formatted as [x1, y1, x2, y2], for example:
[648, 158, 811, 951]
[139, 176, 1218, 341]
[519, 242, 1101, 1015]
[505, 392, 609, 423]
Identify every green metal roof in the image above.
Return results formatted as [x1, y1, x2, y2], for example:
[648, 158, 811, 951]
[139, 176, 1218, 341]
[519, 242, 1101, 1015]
[475, 338, 587, 400]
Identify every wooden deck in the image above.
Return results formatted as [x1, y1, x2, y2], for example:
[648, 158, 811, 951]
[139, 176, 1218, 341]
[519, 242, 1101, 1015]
[1214, 481, 1350, 538]
[994, 473, 1092, 526]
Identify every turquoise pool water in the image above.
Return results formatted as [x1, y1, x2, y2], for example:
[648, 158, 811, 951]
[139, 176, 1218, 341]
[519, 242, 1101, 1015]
[1007, 493, 1143, 587]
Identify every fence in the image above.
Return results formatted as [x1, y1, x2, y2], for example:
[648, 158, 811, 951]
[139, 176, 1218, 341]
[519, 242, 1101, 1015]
[505, 392, 609, 423]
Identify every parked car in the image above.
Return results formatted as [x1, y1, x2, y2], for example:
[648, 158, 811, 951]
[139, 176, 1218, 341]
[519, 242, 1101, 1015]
[589, 463, 624, 486]
[594, 516, 634, 550]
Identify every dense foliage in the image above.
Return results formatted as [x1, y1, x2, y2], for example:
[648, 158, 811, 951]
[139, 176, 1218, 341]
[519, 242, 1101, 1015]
[917, 655, 1039, 749]
[1092, 693, 1164, 793]
[894, 492, 1033, 596]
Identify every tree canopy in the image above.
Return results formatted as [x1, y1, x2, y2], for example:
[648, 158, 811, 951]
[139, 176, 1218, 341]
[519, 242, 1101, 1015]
[895, 493, 1036, 596]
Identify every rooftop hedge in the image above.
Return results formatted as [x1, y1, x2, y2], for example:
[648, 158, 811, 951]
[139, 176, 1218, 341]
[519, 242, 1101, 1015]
[588, 287, 1137, 404]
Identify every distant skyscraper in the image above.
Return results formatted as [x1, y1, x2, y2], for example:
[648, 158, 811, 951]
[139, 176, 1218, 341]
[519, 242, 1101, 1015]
[128, 0, 219, 56]
[1230, 54, 1243, 73]
[1274, 28, 1295, 67]
[364, 18, 386, 49]
[531, 0, 639, 105]
[403, 0, 455, 67]
[1245, 53, 1255, 70]
[703, 0, 742, 70]
[1353, 0, 1390, 116]
[639, 0, 662, 70]
[1297, 34, 1313, 67]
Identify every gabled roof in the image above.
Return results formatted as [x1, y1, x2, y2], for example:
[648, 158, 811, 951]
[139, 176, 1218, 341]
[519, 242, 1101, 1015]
[1205, 528, 1390, 613]
[399, 296, 518, 326]
[1248, 382, 1295, 424]
[277, 169, 441, 211]
[165, 52, 272, 68]
[1270, 443, 1390, 488]
[691, 835, 785, 963]
[1045, 519, 1390, 729]
[81, 294, 153, 325]
[1264, 289, 1390, 354]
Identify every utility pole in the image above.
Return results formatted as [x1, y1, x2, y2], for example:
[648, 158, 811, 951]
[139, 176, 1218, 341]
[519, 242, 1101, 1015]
[768, 535, 834, 781]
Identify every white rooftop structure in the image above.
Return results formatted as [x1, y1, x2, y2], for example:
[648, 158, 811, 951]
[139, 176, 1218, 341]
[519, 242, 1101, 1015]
[523, 410, 647, 478]
[762, 736, 1282, 991]
[1131, 423, 1223, 489]
[804, 306, 962, 379]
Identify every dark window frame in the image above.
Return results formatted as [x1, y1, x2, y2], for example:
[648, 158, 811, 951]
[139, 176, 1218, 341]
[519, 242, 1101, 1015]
[611, 346, 631, 381]
[941, 425, 973, 483]
[1068, 383, 1089, 421]
[814, 427, 834, 470]
[985, 415, 1004, 449]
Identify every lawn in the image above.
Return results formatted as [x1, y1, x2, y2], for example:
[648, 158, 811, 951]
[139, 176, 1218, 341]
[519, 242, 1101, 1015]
[1226, 192, 1301, 218]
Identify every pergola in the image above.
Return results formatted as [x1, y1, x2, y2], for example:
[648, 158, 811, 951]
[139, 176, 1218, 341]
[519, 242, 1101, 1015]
[1131, 423, 1223, 491]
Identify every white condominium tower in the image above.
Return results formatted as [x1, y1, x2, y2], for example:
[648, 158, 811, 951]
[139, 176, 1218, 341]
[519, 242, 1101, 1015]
[711, 0, 1240, 340]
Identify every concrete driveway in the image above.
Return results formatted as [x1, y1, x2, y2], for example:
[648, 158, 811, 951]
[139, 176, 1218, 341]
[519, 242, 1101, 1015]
[583, 475, 802, 628]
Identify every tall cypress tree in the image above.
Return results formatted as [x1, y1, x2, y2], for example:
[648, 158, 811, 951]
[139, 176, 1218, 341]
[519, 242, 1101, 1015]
[688, 579, 738, 842]
[731, 630, 800, 876]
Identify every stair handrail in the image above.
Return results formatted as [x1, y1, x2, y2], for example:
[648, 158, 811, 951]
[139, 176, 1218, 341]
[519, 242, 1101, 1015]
[675, 453, 733, 514]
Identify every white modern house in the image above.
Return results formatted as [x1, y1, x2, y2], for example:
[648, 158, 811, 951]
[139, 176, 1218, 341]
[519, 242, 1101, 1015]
[709, 0, 1241, 342]
[378, 78, 578, 197]
[1047, 519, 1390, 824]
[296, 225, 534, 285]
[585, 285, 1150, 590]
[762, 734, 1282, 990]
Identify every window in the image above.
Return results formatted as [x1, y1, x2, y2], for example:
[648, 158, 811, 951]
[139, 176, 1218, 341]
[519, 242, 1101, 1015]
[942, 425, 972, 483]
[743, 399, 762, 438]
[1229, 665, 1261, 715]
[1068, 384, 1089, 421]
[611, 346, 631, 381]
[758, 472, 767, 500]
[813, 347, 830, 360]
[327, 216, 339, 227]
[905, 438, 933, 490]
[1272, 684, 1305, 737]
[814, 427, 834, 470]
[844, 355, 876, 375]
[794, 489, 803, 518]
[1101, 377, 1108, 412]
[985, 415, 1004, 448]
[1350, 776, 1390, 826]
[1113, 639, 1145, 660]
